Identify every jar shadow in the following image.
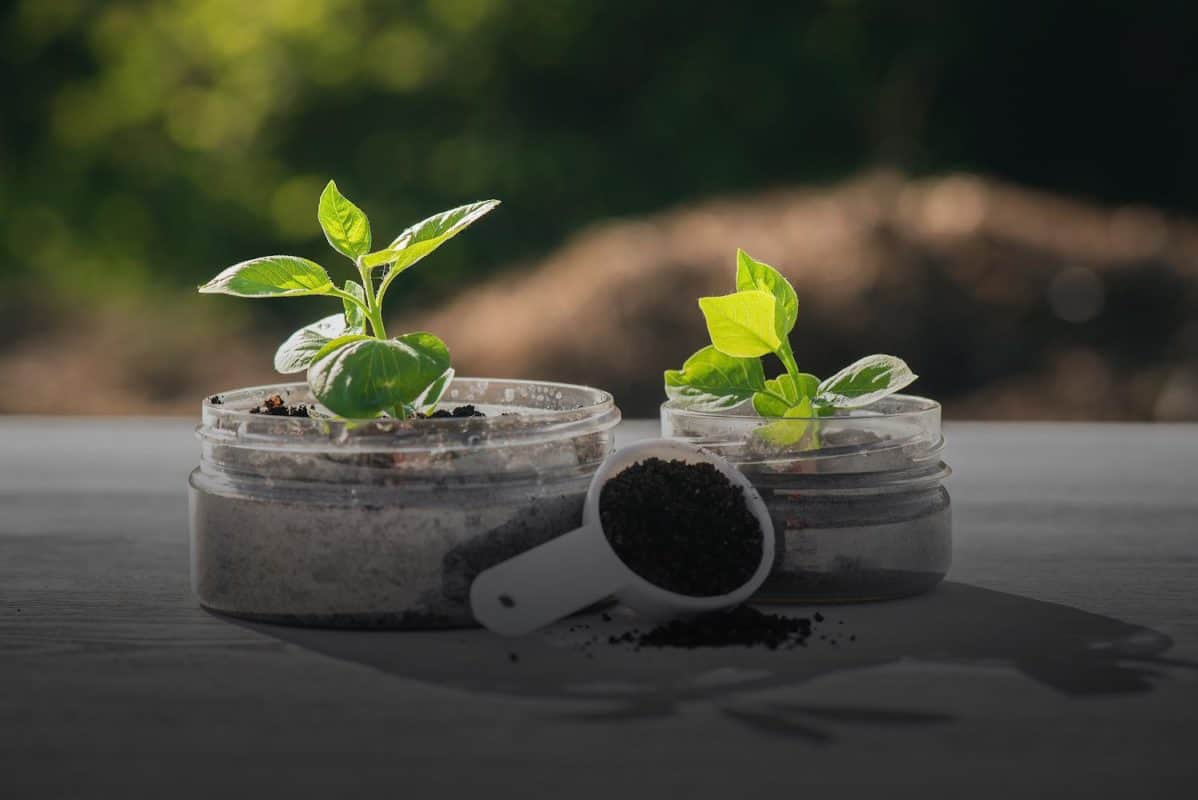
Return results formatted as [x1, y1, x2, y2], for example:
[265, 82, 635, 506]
[214, 581, 1194, 740]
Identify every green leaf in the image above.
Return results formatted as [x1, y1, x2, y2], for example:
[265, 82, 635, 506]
[342, 280, 367, 332]
[764, 376, 797, 405]
[754, 375, 798, 416]
[415, 367, 455, 414]
[735, 249, 798, 338]
[664, 345, 765, 410]
[318, 180, 372, 260]
[795, 372, 820, 398]
[752, 372, 820, 416]
[307, 332, 451, 418]
[698, 290, 781, 358]
[273, 314, 348, 374]
[762, 373, 821, 404]
[362, 199, 500, 271]
[817, 354, 918, 408]
[755, 397, 814, 447]
[751, 391, 791, 417]
[198, 256, 333, 297]
[786, 398, 814, 418]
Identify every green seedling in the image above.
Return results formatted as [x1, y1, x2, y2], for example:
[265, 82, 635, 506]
[664, 249, 917, 446]
[200, 180, 498, 419]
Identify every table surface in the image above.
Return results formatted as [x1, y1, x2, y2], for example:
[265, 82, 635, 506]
[3, 418, 1197, 799]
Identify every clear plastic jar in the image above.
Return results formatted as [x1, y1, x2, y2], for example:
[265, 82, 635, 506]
[661, 395, 951, 602]
[190, 378, 619, 628]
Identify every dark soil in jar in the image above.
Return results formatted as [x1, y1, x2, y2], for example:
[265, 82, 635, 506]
[248, 394, 311, 417]
[598, 458, 762, 597]
[232, 393, 487, 420]
[423, 404, 485, 419]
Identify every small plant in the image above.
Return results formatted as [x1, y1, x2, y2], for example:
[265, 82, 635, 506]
[664, 249, 917, 445]
[200, 181, 498, 418]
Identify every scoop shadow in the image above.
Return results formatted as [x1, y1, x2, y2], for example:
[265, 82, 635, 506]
[217, 581, 1194, 740]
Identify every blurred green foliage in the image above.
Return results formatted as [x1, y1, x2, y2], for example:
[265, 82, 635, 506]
[2, 0, 1195, 330]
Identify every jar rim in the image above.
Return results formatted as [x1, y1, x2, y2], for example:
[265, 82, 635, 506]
[661, 393, 941, 421]
[660, 393, 945, 476]
[199, 378, 620, 453]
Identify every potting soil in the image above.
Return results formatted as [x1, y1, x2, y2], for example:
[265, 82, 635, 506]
[598, 457, 762, 597]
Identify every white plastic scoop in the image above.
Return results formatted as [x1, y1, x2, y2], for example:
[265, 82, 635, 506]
[469, 439, 776, 636]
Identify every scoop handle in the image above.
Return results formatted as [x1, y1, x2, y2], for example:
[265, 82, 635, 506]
[469, 524, 626, 636]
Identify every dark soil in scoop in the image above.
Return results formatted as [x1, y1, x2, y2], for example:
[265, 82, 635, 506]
[599, 457, 762, 597]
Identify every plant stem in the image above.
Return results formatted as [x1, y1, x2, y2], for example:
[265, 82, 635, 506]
[356, 260, 388, 339]
[367, 305, 387, 339]
[777, 339, 802, 386]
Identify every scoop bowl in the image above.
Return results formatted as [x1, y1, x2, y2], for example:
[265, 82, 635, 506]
[470, 439, 776, 636]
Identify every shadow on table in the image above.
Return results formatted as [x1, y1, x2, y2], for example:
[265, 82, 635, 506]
[222, 582, 1194, 742]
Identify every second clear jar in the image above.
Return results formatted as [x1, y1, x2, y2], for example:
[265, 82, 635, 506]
[661, 395, 951, 603]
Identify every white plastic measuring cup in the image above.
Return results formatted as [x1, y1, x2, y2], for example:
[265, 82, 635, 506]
[469, 439, 776, 636]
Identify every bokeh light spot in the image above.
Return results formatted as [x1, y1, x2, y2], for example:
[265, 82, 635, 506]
[270, 176, 325, 240]
[367, 25, 439, 92]
[426, 0, 499, 34]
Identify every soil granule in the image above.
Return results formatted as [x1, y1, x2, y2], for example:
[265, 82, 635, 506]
[248, 394, 310, 417]
[423, 404, 485, 419]
[598, 457, 762, 597]
[609, 606, 814, 650]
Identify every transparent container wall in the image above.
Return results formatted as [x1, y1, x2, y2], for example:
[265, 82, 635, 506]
[661, 395, 951, 602]
[190, 379, 620, 628]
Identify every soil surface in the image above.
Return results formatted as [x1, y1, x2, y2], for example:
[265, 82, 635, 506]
[248, 394, 311, 417]
[423, 404, 485, 418]
[224, 394, 487, 420]
[599, 457, 762, 597]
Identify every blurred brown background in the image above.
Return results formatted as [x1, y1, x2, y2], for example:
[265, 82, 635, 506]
[2, 1, 1195, 419]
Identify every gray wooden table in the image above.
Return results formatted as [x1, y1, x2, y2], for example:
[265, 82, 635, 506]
[3, 419, 1197, 799]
